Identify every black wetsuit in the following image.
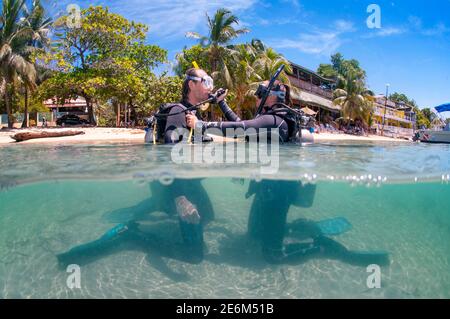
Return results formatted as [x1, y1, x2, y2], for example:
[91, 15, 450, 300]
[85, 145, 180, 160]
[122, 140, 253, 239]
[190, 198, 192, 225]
[163, 100, 292, 143]
[163, 101, 201, 144]
[247, 180, 322, 264]
[195, 102, 291, 142]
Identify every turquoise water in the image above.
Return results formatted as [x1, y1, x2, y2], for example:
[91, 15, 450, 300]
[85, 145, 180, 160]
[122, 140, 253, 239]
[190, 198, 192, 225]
[0, 142, 450, 298]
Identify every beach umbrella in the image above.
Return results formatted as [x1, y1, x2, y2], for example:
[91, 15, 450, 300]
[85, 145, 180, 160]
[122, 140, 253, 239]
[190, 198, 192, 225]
[434, 103, 450, 113]
[301, 107, 317, 116]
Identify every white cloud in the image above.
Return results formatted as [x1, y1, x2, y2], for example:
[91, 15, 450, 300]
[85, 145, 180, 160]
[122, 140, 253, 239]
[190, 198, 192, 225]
[362, 27, 406, 38]
[376, 27, 406, 36]
[272, 30, 342, 55]
[58, 0, 257, 39]
[271, 20, 354, 56]
[407, 16, 449, 36]
[421, 23, 450, 36]
[116, 0, 257, 38]
[334, 20, 355, 32]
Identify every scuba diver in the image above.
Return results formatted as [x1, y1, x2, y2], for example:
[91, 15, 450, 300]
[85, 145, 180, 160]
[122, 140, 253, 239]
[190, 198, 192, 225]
[57, 69, 229, 267]
[146, 67, 230, 144]
[57, 179, 213, 266]
[57, 67, 389, 270]
[181, 65, 389, 266]
[246, 180, 390, 266]
[186, 79, 302, 143]
[185, 65, 314, 144]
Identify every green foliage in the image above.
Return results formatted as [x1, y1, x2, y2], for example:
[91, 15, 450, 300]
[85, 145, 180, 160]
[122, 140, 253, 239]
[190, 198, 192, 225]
[389, 92, 417, 107]
[332, 68, 374, 127]
[186, 8, 249, 88]
[317, 64, 337, 79]
[226, 39, 292, 116]
[175, 45, 211, 76]
[421, 108, 436, 124]
[42, 5, 167, 125]
[318, 53, 373, 127]
[17, 93, 47, 113]
[1, 0, 51, 127]
[96, 101, 117, 127]
[317, 53, 366, 89]
[137, 74, 183, 116]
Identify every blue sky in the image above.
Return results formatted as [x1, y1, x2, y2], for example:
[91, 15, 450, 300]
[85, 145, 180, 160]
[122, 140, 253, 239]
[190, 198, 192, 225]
[51, 0, 450, 111]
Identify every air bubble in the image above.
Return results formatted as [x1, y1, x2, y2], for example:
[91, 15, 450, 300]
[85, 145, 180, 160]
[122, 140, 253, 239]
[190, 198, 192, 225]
[250, 172, 262, 182]
[159, 171, 174, 185]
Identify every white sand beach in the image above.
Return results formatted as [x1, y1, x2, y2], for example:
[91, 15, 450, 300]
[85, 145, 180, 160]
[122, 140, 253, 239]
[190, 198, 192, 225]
[0, 127, 411, 145]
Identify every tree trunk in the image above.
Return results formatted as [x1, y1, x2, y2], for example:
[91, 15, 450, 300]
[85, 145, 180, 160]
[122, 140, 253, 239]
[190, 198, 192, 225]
[124, 103, 127, 126]
[21, 88, 29, 128]
[129, 98, 136, 126]
[116, 102, 120, 127]
[11, 130, 85, 142]
[85, 96, 96, 126]
[4, 89, 13, 129]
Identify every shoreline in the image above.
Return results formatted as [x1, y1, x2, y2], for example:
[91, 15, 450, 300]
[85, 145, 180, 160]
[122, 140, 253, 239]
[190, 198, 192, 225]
[0, 127, 411, 145]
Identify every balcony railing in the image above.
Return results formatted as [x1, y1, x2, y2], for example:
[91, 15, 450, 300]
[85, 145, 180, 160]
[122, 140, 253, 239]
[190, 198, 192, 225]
[289, 76, 333, 99]
[373, 106, 415, 123]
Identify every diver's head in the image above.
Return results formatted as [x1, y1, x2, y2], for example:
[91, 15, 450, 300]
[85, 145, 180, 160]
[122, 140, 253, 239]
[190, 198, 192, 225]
[182, 68, 214, 105]
[255, 80, 291, 112]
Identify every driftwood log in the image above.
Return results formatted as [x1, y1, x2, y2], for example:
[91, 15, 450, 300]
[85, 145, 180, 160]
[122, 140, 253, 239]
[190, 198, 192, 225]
[11, 130, 85, 142]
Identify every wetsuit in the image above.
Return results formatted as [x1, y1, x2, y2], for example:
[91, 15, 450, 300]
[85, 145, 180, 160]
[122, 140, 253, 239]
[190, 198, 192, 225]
[163, 101, 201, 144]
[195, 102, 291, 142]
[247, 180, 322, 264]
[247, 180, 390, 266]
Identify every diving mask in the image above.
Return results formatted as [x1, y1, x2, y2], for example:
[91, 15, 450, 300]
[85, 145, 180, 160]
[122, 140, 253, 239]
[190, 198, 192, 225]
[186, 75, 214, 90]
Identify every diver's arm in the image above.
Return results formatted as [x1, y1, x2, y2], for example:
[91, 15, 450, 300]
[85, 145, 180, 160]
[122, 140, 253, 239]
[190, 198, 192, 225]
[218, 100, 241, 122]
[194, 115, 289, 140]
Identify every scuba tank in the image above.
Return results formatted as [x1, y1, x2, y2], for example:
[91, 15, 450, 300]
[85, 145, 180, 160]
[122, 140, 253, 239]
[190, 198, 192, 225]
[144, 89, 226, 144]
[144, 116, 156, 144]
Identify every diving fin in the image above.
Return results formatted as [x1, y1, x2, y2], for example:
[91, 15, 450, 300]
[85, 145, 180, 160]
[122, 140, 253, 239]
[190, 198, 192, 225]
[56, 223, 134, 267]
[314, 235, 390, 267]
[287, 217, 352, 239]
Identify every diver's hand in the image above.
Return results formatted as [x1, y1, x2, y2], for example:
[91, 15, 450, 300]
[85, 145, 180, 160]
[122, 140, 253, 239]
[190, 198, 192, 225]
[186, 113, 198, 129]
[215, 89, 228, 103]
[175, 196, 201, 224]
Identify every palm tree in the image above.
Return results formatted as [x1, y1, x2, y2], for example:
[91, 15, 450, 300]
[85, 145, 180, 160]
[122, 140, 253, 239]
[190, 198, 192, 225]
[0, 0, 38, 128]
[333, 70, 374, 130]
[252, 46, 292, 84]
[187, 8, 249, 88]
[232, 40, 294, 117]
[20, 0, 52, 127]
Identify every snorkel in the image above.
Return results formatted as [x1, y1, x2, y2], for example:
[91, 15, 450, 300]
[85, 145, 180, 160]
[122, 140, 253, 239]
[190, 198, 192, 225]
[254, 65, 286, 117]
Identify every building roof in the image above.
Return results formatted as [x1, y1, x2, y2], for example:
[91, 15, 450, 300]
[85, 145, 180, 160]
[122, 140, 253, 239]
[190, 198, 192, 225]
[44, 97, 87, 109]
[291, 90, 341, 113]
[374, 95, 416, 111]
[289, 61, 336, 84]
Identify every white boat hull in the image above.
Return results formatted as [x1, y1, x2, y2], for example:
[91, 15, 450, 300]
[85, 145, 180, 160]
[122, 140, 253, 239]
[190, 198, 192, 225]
[419, 130, 450, 144]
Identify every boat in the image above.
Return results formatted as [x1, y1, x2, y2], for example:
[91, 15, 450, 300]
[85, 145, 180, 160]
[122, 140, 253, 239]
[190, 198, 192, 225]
[417, 103, 450, 144]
